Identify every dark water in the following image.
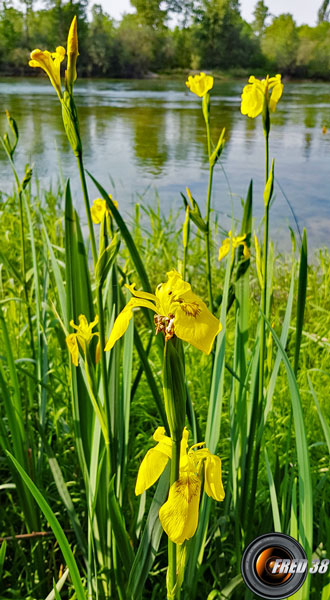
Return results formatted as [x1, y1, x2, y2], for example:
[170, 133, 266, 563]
[1, 77, 330, 249]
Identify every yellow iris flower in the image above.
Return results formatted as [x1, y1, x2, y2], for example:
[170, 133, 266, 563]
[29, 16, 79, 99]
[105, 270, 221, 354]
[66, 314, 99, 366]
[91, 196, 118, 224]
[218, 231, 250, 262]
[240, 74, 283, 119]
[185, 72, 214, 97]
[135, 427, 225, 544]
[29, 46, 66, 99]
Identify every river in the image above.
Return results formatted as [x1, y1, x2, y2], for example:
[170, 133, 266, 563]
[1, 77, 330, 249]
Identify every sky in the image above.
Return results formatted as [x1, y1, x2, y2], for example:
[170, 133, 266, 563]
[103, 0, 318, 26]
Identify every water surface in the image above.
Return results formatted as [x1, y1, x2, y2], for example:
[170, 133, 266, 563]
[1, 78, 330, 249]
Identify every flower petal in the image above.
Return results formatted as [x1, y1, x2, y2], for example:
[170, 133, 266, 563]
[66, 16, 79, 90]
[269, 77, 283, 112]
[155, 270, 191, 316]
[91, 198, 107, 224]
[173, 289, 221, 354]
[241, 82, 264, 118]
[159, 472, 201, 544]
[185, 72, 214, 97]
[218, 239, 230, 261]
[125, 282, 158, 303]
[105, 298, 158, 351]
[204, 454, 225, 501]
[66, 333, 79, 367]
[135, 448, 169, 495]
[29, 47, 65, 98]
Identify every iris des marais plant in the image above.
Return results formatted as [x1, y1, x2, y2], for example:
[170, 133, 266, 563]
[0, 14, 322, 600]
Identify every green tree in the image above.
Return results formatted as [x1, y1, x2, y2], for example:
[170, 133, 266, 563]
[130, 0, 167, 28]
[87, 5, 117, 76]
[261, 13, 299, 73]
[0, 5, 25, 73]
[318, 0, 330, 23]
[116, 14, 155, 76]
[171, 26, 192, 68]
[252, 0, 269, 36]
[196, 0, 259, 69]
[297, 22, 330, 78]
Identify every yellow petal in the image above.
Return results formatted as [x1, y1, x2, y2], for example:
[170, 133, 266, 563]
[173, 289, 221, 354]
[29, 47, 65, 98]
[95, 339, 101, 364]
[153, 427, 173, 457]
[204, 454, 225, 501]
[105, 298, 158, 351]
[241, 81, 264, 118]
[66, 16, 79, 91]
[135, 448, 169, 495]
[66, 333, 79, 366]
[153, 426, 167, 442]
[218, 239, 230, 261]
[125, 282, 158, 303]
[155, 269, 191, 316]
[185, 72, 214, 97]
[269, 76, 283, 112]
[242, 242, 250, 259]
[232, 233, 247, 247]
[91, 198, 107, 224]
[159, 473, 201, 544]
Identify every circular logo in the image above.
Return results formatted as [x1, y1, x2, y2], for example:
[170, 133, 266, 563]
[241, 533, 308, 599]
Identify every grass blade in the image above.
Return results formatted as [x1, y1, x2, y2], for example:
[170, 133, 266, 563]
[127, 465, 170, 600]
[6, 451, 86, 600]
[264, 448, 281, 532]
[294, 228, 307, 374]
[86, 171, 152, 294]
[264, 315, 313, 598]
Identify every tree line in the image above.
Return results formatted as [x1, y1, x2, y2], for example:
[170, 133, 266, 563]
[1, 0, 330, 79]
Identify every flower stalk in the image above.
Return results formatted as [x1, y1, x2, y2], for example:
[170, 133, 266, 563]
[186, 73, 225, 312]
[163, 338, 185, 599]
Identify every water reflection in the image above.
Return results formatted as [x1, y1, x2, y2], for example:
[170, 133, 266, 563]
[0, 77, 330, 248]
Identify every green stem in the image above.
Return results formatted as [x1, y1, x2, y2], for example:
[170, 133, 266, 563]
[258, 129, 270, 426]
[264, 130, 269, 184]
[163, 339, 185, 599]
[205, 163, 214, 312]
[76, 153, 111, 471]
[182, 244, 187, 280]
[206, 120, 211, 161]
[168, 436, 181, 600]
[76, 153, 98, 269]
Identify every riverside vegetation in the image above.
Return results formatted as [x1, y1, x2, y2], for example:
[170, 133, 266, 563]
[3, 0, 330, 79]
[0, 15, 330, 600]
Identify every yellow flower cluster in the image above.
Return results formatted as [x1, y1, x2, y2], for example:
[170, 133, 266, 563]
[105, 270, 221, 354]
[241, 74, 283, 119]
[136, 427, 224, 544]
[91, 196, 118, 224]
[29, 16, 78, 99]
[185, 72, 214, 97]
[66, 314, 99, 366]
[218, 231, 250, 262]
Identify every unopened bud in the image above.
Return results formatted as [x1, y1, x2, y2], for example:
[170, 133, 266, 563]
[66, 16, 79, 93]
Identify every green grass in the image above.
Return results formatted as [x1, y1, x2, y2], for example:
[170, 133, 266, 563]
[1, 179, 330, 599]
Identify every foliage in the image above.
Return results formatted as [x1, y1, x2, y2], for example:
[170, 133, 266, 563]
[1, 13, 330, 597]
[252, 0, 269, 36]
[261, 14, 299, 74]
[1, 0, 330, 79]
